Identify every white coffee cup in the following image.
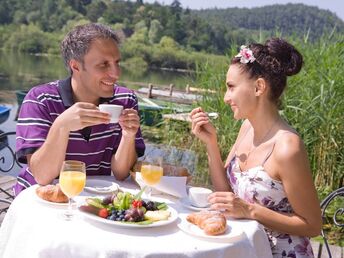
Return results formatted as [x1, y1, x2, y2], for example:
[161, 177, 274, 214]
[188, 187, 212, 208]
[98, 104, 123, 123]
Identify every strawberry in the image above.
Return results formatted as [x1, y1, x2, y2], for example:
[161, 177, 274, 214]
[132, 200, 142, 208]
[98, 208, 109, 218]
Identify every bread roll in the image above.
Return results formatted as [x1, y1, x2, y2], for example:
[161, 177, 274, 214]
[36, 184, 68, 203]
[186, 211, 227, 235]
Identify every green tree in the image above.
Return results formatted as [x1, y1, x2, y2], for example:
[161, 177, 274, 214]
[130, 20, 148, 43]
[0, 1, 12, 24]
[86, 1, 107, 22]
[159, 36, 179, 49]
[148, 19, 163, 44]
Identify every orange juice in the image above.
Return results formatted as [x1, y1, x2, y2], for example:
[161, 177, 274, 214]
[141, 165, 163, 185]
[59, 171, 86, 197]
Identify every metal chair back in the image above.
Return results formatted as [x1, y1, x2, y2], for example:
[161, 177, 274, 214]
[320, 187, 344, 258]
[0, 131, 22, 214]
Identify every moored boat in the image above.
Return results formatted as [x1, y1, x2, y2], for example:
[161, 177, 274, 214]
[0, 105, 11, 124]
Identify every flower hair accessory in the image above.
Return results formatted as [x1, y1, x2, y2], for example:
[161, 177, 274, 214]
[235, 45, 256, 64]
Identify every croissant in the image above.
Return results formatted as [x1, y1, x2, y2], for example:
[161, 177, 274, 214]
[186, 211, 227, 235]
[36, 184, 68, 203]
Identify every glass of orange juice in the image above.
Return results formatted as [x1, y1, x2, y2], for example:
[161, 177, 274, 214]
[141, 164, 163, 198]
[59, 160, 86, 220]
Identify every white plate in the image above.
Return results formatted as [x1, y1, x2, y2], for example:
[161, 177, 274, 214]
[179, 197, 210, 211]
[79, 206, 179, 228]
[178, 216, 244, 243]
[35, 191, 70, 207]
[84, 179, 119, 194]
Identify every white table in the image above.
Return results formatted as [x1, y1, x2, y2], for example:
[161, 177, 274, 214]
[0, 176, 273, 258]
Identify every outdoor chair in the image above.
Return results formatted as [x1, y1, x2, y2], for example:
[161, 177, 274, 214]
[0, 131, 22, 214]
[137, 143, 196, 173]
[319, 186, 344, 258]
[131, 143, 197, 183]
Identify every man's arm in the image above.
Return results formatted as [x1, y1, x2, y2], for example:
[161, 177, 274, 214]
[29, 102, 110, 185]
[28, 118, 70, 185]
[111, 109, 140, 180]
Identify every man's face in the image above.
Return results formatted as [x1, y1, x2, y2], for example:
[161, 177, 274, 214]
[72, 38, 121, 103]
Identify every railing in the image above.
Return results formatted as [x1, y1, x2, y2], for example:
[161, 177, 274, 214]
[0, 131, 22, 205]
[0, 131, 22, 173]
[320, 187, 344, 258]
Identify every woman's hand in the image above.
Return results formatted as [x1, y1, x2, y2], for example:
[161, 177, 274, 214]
[119, 109, 140, 139]
[189, 107, 217, 144]
[208, 192, 253, 219]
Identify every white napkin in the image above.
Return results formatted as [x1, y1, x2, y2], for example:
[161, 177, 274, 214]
[135, 172, 188, 198]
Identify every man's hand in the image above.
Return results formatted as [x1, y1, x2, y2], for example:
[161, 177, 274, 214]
[119, 109, 140, 138]
[55, 102, 111, 132]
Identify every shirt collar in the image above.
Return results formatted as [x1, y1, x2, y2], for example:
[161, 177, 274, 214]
[58, 77, 74, 107]
[58, 77, 113, 107]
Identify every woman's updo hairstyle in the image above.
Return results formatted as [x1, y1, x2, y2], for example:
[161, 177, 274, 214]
[231, 38, 303, 104]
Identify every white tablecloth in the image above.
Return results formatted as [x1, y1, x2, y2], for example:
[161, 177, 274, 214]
[0, 176, 273, 258]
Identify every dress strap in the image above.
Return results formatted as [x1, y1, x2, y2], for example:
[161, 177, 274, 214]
[261, 142, 276, 166]
[261, 130, 296, 166]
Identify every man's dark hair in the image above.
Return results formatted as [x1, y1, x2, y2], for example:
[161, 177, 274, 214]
[61, 23, 120, 74]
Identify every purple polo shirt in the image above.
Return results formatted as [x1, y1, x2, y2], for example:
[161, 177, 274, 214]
[14, 77, 145, 196]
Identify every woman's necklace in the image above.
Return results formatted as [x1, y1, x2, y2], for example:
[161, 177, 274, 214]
[244, 117, 279, 165]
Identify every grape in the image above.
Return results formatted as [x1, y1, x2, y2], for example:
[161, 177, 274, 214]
[146, 201, 157, 211]
[102, 195, 112, 205]
[124, 208, 145, 222]
[110, 193, 117, 203]
[124, 214, 131, 221]
[137, 209, 144, 217]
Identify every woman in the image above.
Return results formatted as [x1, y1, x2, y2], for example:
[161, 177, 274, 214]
[190, 38, 322, 258]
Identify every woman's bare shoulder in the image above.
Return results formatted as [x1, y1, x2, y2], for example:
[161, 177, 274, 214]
[274, 129, 306, 163]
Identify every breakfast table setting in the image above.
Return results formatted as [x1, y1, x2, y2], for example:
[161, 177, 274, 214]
[0, 171, 273, 258]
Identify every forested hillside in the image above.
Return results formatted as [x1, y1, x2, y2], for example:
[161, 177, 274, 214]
[193, 4, 344, 42]
[0, 0, 342, 71]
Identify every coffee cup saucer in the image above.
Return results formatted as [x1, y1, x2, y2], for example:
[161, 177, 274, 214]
[179, 197, 210, 211]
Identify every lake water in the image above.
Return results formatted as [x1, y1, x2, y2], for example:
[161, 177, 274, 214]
[0, 51, 195, 176]
[0, 51, 194, 92]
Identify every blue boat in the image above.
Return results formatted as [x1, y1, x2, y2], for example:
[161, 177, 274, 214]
[0, 105, 11, 124]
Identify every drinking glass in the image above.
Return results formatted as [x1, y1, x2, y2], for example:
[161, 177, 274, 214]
[59, 160, 86, 220]
[140, 164, 163, 198]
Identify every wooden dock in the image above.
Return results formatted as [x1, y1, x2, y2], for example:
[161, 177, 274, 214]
[0, 175, 16, 225]
[136, 87, 200, 105]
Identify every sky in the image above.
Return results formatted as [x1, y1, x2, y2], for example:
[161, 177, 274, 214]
[142, 0, 344, 21]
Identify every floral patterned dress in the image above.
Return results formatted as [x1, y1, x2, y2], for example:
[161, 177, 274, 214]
[226, 156, 314, 258]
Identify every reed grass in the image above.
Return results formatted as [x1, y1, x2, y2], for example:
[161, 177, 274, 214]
[156, 34, 344, 191]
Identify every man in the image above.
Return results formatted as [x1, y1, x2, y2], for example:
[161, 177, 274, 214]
[14, 23, 145, 196]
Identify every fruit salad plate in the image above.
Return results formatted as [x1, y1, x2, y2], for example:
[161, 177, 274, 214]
[79, 205, 179, 228]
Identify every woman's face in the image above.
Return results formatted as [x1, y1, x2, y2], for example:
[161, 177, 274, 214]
[224, 64, 257, 120]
